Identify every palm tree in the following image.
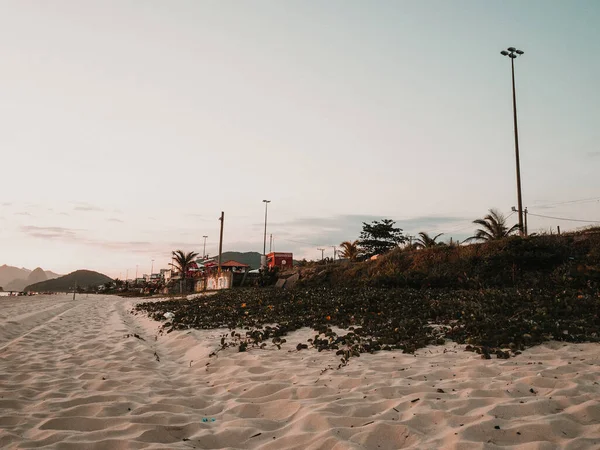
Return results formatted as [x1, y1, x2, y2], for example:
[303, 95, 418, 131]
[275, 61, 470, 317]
[467, 209, 519, 242]
[414, 232, 444, 248]
[339, 240, 359, 261]
[170, 250, 199, 293]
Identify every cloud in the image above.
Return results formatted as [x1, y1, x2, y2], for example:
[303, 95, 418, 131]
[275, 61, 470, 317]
[587, 152, 600, 158]
[20, 225, 80, 239]
[184, 213, 214, 222]
[16, 212, 32, 216]
[95, 240, 154, 252]
[1, 202, 12, 206]
[72, 203, 104, 212]
[108, 218, 124, 223]
[19, 224, 165, 255]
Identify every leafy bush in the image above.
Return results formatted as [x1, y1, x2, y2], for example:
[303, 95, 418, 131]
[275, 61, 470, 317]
[298, 234, 600, 290]
[136, 285, 600, 364]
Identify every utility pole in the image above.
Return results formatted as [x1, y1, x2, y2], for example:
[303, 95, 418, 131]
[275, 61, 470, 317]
[202, 235, 208, 259]
[524, 207, 528, 236]
[151, 259, 154, 276]
[135, 265, 138, 281]
[501, 47, 525, 236]
[317, 248, 325, 261]
[269, 234, 273, 253]
[218, 211, 224, 274]
[262, 200, 271, 269]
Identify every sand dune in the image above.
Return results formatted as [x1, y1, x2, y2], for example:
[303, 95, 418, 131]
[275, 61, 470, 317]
[1, 294, 599, 449]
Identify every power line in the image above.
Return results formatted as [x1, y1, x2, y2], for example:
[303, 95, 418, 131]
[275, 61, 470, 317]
[279, 237, 323, 247]
[527, 212, 600, 223]
[532, 196, 600, 209]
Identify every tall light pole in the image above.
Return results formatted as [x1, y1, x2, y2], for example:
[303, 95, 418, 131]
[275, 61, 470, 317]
[151, 259, 154, 276]
[218, 212, 224, 274]
[202, 235, 208, 258]
[262, 200, 271, 265]
[501, 46, 525, 236]
[317, 248, 325, 261]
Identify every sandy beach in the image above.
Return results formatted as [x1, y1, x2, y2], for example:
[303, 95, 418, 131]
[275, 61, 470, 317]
[1, 294, 599, 449]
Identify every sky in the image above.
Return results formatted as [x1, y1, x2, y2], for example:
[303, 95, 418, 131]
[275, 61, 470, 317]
[1, 0, 599, 278]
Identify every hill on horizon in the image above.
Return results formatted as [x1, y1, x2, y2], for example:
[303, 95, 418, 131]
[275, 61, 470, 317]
[0, 265, 62, 291]
[25, 270, 113, 292]
[0, 265, 31, 288]
[218, 251, 262, 269]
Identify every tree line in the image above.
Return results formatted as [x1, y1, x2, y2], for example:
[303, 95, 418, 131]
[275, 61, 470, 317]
[339, 208, 519, 261]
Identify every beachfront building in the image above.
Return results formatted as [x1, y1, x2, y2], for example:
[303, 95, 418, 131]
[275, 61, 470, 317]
[192, 259, 251, 292]
[220, 260, 250, 273]
[266, 252, 293, 269]
[160, 268, 171, 282]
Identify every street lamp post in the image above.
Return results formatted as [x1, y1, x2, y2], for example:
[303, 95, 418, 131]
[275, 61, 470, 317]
[317, 248, 325, 261]
[151, 259, 154, 277]
[501, 46, 525, 236]
[262, 200, 271, 268]
[202, 235, 208, 258]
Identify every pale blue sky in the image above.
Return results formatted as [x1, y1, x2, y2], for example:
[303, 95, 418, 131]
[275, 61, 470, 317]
[1, 1, 599, 277]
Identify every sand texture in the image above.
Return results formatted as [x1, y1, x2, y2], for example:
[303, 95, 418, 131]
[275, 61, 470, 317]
[1, 294, 600, 449]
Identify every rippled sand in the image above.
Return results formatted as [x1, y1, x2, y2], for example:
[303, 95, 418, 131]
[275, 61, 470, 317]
[1, 294, 599, 449]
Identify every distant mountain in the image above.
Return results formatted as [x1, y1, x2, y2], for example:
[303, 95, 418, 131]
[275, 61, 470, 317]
[25, 270, 113, 292]
[218, 252, 262, 269]
[28, 267, 48, 284]
[0, 265, 31, 288]
[45, 270, 61, 280]
[3, 267, 62, 292]
[7, 270, 43, 291]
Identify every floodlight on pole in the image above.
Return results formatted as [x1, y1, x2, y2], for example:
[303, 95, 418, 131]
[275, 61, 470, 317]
[500, 46, 525, 236]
